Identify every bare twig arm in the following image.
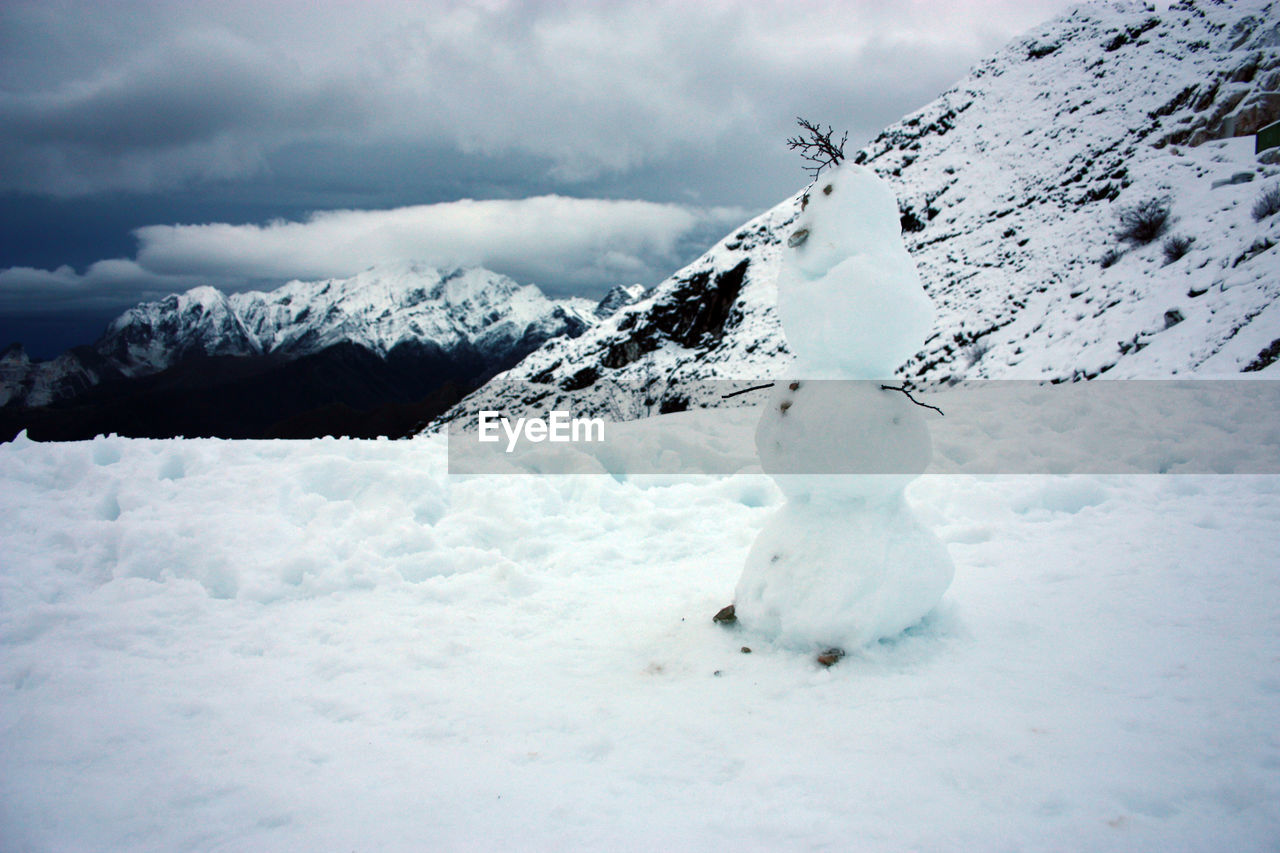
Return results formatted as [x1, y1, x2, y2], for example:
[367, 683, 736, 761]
[722, 383, 776, 400]
[880, 384, 945, 416]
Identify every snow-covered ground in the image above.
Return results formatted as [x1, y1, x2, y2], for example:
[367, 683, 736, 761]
[3, 431, 1278, 850]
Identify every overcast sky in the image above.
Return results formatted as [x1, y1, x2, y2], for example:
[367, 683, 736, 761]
[0, 0, 1077, 356]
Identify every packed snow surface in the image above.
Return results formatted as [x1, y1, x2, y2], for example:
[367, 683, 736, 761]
[2, 431, 1279, 850]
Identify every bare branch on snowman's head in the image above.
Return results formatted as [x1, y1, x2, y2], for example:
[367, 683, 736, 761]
[786, 117, 848, 180]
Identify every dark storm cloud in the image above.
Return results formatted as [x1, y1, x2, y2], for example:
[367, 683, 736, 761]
[0, 0, 1080, 339]
[0, 24, 368, 195]
[0, 0, 1075, 201]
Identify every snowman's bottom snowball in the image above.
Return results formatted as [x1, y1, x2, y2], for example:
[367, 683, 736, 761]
[735, 498, 954, 650]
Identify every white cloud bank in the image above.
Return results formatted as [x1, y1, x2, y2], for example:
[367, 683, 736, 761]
[0, 196, 746, 312]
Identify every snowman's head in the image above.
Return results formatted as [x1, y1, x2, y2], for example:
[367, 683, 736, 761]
[777, 163, 935, 378]
[788, 164, 904, 280]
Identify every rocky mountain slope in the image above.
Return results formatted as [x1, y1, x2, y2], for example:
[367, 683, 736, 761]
[440, 0, 1280, 425]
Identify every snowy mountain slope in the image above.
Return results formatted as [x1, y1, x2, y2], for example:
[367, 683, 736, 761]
[438, 0, 1280, 425]
[2, 263, 597, 410]
[873, 0, 1280, 379]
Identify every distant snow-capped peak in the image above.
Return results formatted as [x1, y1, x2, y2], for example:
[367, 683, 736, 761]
[4, 263, 602, 408]
[97, 263, 595, 374]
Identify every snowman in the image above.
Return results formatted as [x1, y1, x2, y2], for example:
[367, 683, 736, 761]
[729, 163, 953, 658]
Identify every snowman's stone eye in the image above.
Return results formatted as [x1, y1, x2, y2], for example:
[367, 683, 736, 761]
[822, 184, 833, 195]
[787, 228, 809, 248]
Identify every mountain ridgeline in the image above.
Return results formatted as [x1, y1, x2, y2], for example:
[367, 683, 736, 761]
[1, 265, 638, 440]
